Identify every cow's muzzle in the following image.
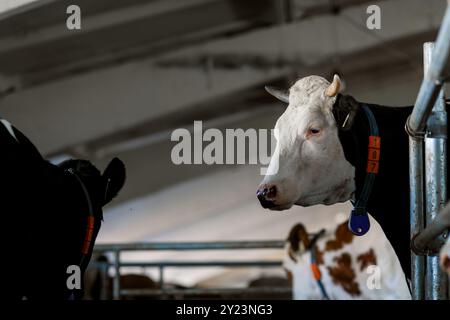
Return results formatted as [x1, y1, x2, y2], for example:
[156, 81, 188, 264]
[256, 185, 277, 208]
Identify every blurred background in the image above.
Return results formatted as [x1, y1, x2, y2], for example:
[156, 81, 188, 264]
[0, 0, 448, 298]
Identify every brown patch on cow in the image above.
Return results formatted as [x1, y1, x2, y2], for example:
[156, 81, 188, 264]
[327, 253, 361, 296]
[357, 248, 377, 271]
[287, 223, 310, 262]
[287, 224, 326, 266]
[325, 221, 353, 251]
[442, 255, 450, 270]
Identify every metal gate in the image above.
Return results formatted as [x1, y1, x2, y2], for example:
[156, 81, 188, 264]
[92, 240, 290, 300]
[407, 2, 450, 300]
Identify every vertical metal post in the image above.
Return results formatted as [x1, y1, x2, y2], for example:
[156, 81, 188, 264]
[423, 42, 448, 300]
[159, 265, 164, 289]
[159, 265, 167, 299]
[409, 137, 425, 299]
[99, 260, 109, 300]
[113, 250, 121, 300]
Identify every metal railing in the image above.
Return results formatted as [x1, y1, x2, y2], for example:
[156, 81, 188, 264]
[92, 240, 288, 300]
[407, 2, 450, 300]
[412, 202, 450, 255]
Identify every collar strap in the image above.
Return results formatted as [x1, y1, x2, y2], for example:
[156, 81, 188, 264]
[348, 104, 380, 236]
[67, 168, 96, 262]
[308, 229, 329, 300]
[307, 229, 326, 250]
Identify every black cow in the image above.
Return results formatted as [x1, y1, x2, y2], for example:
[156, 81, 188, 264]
[0, 118, 125, 299]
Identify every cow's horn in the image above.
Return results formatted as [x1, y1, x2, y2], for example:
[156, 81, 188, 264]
[325, 74, 341, 97]
[265, 86, 289, 104]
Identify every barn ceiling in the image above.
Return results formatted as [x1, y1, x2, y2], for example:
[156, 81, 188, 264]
[0, 0, 447, 204]
[0, 0, 385, 85]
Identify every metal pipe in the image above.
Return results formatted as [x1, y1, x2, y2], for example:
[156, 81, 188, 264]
[423, 42, 449, 300]
[412, 201, 450, 255]
[94, 240, 285, 252]
[112, 250, 121, 300]
[159, 265, 165, 299]
[91, 260, 282, 268]
[118, 260, 282, 268]
[120, 287, 292, 297]
[98, 261, 109, 300]
[409, 136, 425, 300]
[406, 5, 450, 136]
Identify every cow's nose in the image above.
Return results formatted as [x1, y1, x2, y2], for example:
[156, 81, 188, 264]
[256, 185, 277, 208]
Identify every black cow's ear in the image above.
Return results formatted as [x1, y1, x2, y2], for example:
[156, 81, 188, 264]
[102, 157, 126, 206]
[332, 94, 360, 131]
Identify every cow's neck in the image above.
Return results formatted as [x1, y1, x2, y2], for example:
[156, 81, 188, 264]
[338, 101, 413, 277]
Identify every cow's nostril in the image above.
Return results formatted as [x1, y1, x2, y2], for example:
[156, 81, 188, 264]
[267, 186, 277, 198]
[257, 196, 276, 209]
[256, 185, 277, 199]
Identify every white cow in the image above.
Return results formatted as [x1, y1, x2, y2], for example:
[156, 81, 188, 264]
[284, 214, 411, 300]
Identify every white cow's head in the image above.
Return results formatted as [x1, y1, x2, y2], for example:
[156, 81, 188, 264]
[257, 75, 357, 210]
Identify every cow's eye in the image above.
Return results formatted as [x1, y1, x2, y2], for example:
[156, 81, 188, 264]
[309, 128, 321, 135]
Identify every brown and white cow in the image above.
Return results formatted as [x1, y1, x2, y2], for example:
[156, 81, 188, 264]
[284, 214, 411, 300]
[440, 239, 450, 276]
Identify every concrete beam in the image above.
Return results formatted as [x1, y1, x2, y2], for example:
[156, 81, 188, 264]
[0, 0, 274, 82]
[0, 63, 287, 155]
[0, 0, 444, 156]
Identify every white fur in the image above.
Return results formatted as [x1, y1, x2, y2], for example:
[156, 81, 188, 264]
[260, 75, 355, 209]
[283, 215, 411, 300]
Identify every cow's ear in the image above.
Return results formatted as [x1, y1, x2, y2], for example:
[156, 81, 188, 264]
[265, 86, 289, 104]
[102, 157, 126, 206]
[287, 224, 299, 251]
[287, 224, 309, 262]
[332, 94, 360, 131]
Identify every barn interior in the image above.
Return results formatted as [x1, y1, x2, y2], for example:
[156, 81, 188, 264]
[0, 0, 449, 299]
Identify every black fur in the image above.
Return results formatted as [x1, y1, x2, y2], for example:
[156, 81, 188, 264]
[102, 157, 126, 206]
[333, 94, 449, 279]
[0, 119, 126, 299]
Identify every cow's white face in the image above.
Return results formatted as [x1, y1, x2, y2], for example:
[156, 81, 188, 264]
[257, 75, 355, 210]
